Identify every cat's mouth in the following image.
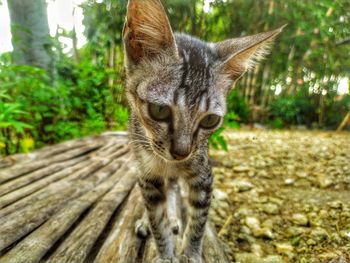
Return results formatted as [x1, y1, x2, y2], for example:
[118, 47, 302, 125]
[150, 144, 191, 163]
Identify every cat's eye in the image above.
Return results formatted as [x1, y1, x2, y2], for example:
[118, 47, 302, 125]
[200, 114, 221, 129]
[148, 103, 171, 121]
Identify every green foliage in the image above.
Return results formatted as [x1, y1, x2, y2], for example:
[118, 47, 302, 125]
[269, 91, 349, 129]
[269, 97, 302, 125]
[0, 90, 33, 154]
[269, 94, 316, 126]
[227, 90, 250, 123]
[209, 112, 240, 151]
[0, 55, 128, 155]
[210, 127, 227, 151]
[269, 118, 284, 129]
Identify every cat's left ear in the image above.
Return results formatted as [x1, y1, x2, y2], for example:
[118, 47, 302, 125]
[215, 25, 286, 81]
[123, 0, 178, 67]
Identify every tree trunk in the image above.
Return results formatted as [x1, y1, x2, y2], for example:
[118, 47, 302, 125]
[190, 0, 197, 35]
[72, 25, 80, 64]
[260, 65, 271, 108]
[249, 66, 260, 105]
[7, 0, 53, 74]
[337, 111, 350, 131]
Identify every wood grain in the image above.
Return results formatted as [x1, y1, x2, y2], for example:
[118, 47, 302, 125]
[0, 133, 230, 263]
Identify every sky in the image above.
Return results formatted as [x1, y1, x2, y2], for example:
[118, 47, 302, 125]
[0, 0, 348, 94]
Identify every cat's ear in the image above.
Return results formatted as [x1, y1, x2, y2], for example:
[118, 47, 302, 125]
[123, 0, 177, 66]
[215, 26, 285, 80]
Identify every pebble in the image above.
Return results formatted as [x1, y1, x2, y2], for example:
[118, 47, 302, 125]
[245, 217, 260, 230]
[233, 179, 254, 192]
[319, 252, 343, 261]
[251, 244, 263, 256]
[235, 254, 285, 263]
[210, 131, 350, 262]
[253, 227, 274, 239]
[268, 197, 283, 205]
[248, 171, 256, 177]
[262, 255, 285, 263]
[328, 200, 342, 209]
[262, 203, 280, 215]
[241, 225, 252, 235]
[296, 171, 308, 178]
[257, 170, 271, 178]
[306, 238, 317, 246]
[233, 166, 250, 172]
[222, 159, 234, 168]
[286, 226, 305, 237]
[339, 230, 350, 240]
[341, 210, 350, 218]
[217, 208, 228, 218]
[275, 242, 294, 254]
[234, 207, 252, 218]
[317, 174, 333, 188]
[284, 178, 295, 185]
[291, 213, 308, 226]
[235, 253, 259, 263]
[213, 189, 228, 201]
[308, 212, 322, 227]
[330, 233, 342, 244]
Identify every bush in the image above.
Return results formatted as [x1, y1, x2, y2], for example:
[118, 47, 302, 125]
[0, 90, 33, 154]
[326, 94, 350, 128]
[226, 90, 250, 123]
[0, 59, 129, 155]
[269, 94, 316, 127]
[209, 112, 240, 151]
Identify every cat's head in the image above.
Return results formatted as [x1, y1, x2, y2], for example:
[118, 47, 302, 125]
[123, 0, 284, 162]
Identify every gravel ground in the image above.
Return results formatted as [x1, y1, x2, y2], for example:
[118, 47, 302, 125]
[210, 130, 350, 263]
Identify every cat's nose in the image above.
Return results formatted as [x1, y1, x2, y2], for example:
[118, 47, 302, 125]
[171, 134, 191, 160]
[171, 150, 190, 160]
[170, 146, 191, 160]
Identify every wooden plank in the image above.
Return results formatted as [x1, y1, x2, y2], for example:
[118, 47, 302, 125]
[0, 152, 128, 251]
[0, 156, 86, 197]
[0, 134, 230, 262]
[0, 142, 104, 184]
[0, 143, 129, 211]
[0, 156, 89, 209]
[0, 136, 96, 169]
[0, 155, 117, 219]
[0, 162, 136, 263]
[202, 224, 231, 263]
[46, 165, 137, 263]
[93, 187, 144, 263]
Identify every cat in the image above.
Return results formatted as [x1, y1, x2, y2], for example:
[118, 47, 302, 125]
[123, 0, 284, 262]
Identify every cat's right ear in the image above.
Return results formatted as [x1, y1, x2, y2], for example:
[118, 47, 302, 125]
[215, 26, 285, 81]
[123, 0, 178, 67]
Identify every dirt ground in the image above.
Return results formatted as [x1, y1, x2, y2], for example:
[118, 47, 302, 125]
[210, 130, 350, 263]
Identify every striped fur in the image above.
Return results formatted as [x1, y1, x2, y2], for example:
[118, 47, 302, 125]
[123, 1, 283, 262]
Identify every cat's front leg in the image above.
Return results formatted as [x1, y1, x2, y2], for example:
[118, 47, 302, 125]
[180, 163, 213, 263]
[138, 176, 177, 262]
[167, 177, 181, 235]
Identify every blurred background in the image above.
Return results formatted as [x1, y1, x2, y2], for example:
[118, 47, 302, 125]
[0, 0, 349, 156]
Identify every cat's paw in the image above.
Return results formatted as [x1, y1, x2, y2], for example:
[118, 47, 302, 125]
[179, 254, 202, 263]
[135, 218, 150, 238]
[169, 217, 181, 235]
[152, 257, 180, 263]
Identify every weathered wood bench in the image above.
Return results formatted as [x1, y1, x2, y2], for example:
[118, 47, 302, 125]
[0, 133, 230, 263]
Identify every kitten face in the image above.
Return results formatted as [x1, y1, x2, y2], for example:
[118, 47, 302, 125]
[127, 36, 231, 162]
[123, 0, 283, 162]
